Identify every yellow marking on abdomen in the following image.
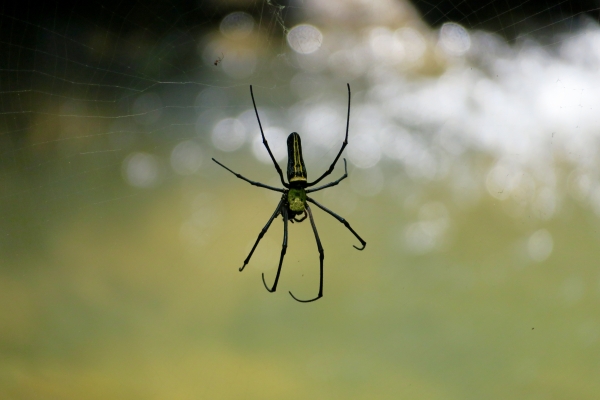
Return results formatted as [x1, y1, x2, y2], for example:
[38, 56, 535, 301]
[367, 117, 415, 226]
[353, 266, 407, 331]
[293, 134, 303, 177]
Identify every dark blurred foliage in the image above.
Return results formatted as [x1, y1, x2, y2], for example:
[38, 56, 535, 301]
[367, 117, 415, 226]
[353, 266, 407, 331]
[410, 0, 600, 41]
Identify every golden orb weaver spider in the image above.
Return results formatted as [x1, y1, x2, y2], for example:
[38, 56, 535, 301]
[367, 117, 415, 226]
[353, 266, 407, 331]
[212, 84, 366, 303]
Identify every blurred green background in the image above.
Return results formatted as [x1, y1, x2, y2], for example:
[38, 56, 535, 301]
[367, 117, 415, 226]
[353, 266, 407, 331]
[1, 0, 600, 398]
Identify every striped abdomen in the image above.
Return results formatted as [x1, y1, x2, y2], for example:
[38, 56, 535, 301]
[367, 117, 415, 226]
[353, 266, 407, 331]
[286, 132, 307, 184]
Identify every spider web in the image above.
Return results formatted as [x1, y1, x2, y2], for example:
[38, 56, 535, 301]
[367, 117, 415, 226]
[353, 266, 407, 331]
[413, 0, 600, 42]
[0, 0, 292, 257]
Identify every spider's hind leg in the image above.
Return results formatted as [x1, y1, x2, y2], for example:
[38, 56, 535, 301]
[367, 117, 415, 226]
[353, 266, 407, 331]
[289, 204, 324, 303]
[262, 207, 289, 293]
[306, 196, 366, 251]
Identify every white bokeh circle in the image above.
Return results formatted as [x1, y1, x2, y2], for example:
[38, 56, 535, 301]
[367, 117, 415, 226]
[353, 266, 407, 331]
[252, 127, 287, 164]
[220, 12, 254, 40]
[439, 22, 471, 56]
[122, 152, 161, 188]
[171, 140, 204, 175]
[527, 229, 553, 262]
[287, 24, 323, 54]
[212, 118, 246, 152]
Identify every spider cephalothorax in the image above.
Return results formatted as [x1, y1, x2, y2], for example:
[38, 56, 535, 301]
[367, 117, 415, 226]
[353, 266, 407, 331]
[287, 187, 306, 214]
[212, 84, 365, 303]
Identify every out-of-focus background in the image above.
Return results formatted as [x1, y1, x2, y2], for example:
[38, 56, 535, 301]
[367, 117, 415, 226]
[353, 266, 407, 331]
[1, 0, 600, 398]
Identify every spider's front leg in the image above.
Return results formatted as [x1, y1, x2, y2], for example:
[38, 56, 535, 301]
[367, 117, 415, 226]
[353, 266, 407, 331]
[212, 158, 284, 193]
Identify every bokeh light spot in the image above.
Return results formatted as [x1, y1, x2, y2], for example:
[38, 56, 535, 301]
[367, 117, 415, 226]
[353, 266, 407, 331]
[212, 118, 246, 152]
[404, 201, 450, 254]
[180, 193, 220, 249]
[287, 24, 323, 54]
[486, 165, 515, 200]
[527, 229, 553, 262]
[122, 152, 160, 188]
[221, 48, 257, 79]
[395, 27, 426, 64]
[439, 22, 471, 56]
[369, 27, 405, 65]
[302, 105, 343, 149]
[220, 12, 254, 40]
[252, 127, 287, 164]
[195, 87, 228, 111]
[171, 140, 204, 175]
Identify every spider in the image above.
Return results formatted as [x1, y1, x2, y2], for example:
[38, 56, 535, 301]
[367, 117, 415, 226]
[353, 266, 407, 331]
[212, 84, 366, 303]
[214, 53, 224, 66]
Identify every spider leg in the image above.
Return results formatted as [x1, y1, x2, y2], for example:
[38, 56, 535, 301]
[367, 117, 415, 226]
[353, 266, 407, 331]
[306, 159, 348, 194]
[262, 206, 288, 292]
[306, 196, 366, 250]
[306, 84, 351, 188]
[250, 85, 289, 188]
[240, 197, 284, 272]
[289, 204, 323, 303]
[212, 158, 284, 193]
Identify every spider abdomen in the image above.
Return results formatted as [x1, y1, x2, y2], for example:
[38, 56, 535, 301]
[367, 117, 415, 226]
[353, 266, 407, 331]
[287, 132, 307, 184]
